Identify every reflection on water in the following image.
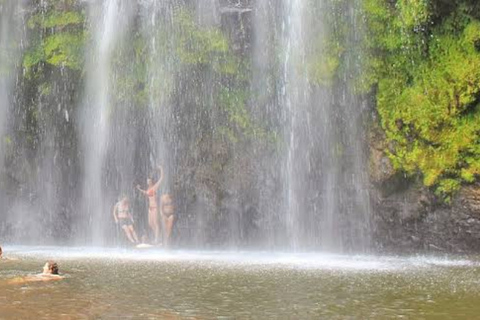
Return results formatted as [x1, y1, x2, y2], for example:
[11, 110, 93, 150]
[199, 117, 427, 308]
[1, 246, 480, 319]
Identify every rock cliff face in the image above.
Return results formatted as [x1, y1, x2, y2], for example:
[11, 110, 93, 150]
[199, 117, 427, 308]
[1, 0, 477, 253]
[369, 126, 480, 254]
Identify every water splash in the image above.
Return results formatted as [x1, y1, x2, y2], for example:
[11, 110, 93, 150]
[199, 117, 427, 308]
[6, 245, 479, 273]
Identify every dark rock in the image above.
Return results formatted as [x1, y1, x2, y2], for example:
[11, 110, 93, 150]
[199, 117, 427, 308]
[367, 122, 480, 254]
[459, 184, 480, 213]
[368, 125, 395, 185]
[373, 184, 480, 254]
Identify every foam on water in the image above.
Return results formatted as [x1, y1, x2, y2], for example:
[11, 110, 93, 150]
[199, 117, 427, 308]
[4, 245, 478, 272]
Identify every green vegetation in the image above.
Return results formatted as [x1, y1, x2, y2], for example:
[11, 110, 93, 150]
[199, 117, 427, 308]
[217, 88, 272, 143]
[16, 0, 479, 199]
[111, 32, 149, 108]
[362, 0, 480, 198]
[174, 10, 233, 71]
[23, 1, 85, 75]
[18, 0, 268, 146]
[306, 0, 348, 86]
[150, 9, 266, 142]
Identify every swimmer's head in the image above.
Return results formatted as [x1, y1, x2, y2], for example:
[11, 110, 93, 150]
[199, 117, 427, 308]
[147, 178, 153, 187]
[43, 261, 59, 275]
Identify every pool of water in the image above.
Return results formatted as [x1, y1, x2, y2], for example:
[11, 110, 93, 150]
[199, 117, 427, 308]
[1, 246, 479, 319]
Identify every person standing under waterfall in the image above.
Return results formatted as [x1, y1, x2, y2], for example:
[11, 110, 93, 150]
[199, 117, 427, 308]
[136, 165, 164, 245]
[160, 193, 175, 247]
[113, 195, 139, 244]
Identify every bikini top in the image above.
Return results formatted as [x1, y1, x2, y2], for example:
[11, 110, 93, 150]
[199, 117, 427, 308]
[147, 189, 156, 197]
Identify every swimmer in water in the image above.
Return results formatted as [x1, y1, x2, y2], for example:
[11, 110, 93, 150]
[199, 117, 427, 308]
[137, 165, 164, 244]
[8, 261, 64, 284]
[42, 260, 60, 275]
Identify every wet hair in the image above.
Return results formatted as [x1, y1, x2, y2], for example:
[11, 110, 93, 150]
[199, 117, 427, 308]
[47, 260, 59, 274]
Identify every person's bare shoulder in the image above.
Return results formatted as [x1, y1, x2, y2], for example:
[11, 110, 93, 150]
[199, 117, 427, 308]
[8, 274, 64, 285]
[39, 274, 64, 282]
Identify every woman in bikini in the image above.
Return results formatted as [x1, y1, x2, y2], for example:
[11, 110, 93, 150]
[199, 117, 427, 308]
[113, 196, 139, 244]
[160, 193, 175, 247]
[136, 165, 164, 244]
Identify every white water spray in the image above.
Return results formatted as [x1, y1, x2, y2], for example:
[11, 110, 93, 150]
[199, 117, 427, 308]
[79, 0, 133, 244]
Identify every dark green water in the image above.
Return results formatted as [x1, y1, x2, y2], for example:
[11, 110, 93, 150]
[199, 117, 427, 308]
[1, 246, 479, 319]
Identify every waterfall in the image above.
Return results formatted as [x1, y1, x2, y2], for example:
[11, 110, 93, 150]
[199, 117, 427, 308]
[282, 0, 309, 250]
[0, 1, 27, 240]
[0, 1, 15, 176]
[0, 2, 12, 224]
[0, 0, 372, 252]
[278, 0, 371, 251]
[0, 1, 24, 177]
[140, 1, 177, 243]
[78, 0, 135, 244]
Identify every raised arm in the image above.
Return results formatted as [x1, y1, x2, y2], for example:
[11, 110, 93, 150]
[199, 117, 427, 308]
[112, 203, 118, 223]
[136, 185, 147, 195]
[159, 195, 164, 217]
[152, 165, 164, 191]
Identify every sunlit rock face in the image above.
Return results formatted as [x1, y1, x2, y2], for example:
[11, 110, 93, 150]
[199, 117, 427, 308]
[0, 0, 371, 252]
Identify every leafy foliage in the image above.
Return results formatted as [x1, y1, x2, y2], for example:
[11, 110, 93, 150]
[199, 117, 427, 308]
[23, 4, 85, 74]
[156, 9, 264, 141]
[363, 0, 480, 197]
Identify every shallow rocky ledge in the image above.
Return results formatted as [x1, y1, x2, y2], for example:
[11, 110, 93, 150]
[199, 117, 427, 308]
[368, 126, 480, 254]
[372, 178, 480, 254]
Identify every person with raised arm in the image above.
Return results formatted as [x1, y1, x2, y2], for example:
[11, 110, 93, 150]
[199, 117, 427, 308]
[137, 165, 164, 244]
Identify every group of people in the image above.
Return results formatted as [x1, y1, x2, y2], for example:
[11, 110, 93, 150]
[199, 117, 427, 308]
[112, 165, 175, 247]
[1, 167, 175, 284]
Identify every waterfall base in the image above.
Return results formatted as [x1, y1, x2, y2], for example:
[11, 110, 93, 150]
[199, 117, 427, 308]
[1, 246, 479, 319]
